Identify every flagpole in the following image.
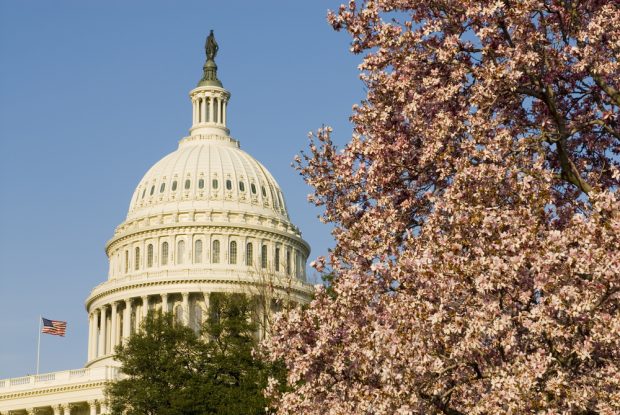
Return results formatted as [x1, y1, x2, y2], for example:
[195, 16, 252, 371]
[36, 315, 42, 375]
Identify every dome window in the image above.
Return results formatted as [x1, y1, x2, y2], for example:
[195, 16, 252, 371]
[246, 243, 253, 266]
[147, 244, 153, 268]
[251, 183, 257, 194]
[135, 247, 140, 270]
[172, 181, 178, 191]
[261, 186, 267, 197]
[198, 179, 204, 189]
[161, 242, 169, 265]
[212, 179, 219, 189]
[142, 188, 146, 199]
[150, 185, 155, 196]
[261, 245, 268, 269]
[212, 240, 220, 263]
[194, 240, 203, 263]
[184, 179, 191, 190]
[229, 241, 237, 264]
[160, 183, 165, 193]
[226, 179, 232, 190]
[239, 181, 245, 192]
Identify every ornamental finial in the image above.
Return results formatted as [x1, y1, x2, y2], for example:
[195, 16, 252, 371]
[198, 30, 222, 87]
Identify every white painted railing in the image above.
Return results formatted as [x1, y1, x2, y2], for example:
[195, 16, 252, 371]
[0, 366, 120, 393]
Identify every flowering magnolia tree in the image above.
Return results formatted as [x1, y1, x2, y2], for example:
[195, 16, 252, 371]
[265, 1, 620, 414]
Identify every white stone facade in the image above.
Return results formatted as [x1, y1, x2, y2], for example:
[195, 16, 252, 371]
[0, 40, 313, 414]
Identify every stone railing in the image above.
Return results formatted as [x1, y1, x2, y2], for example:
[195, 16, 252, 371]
[0, 366, 119, 394]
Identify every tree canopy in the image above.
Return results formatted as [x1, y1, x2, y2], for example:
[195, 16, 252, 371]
[266, 1, 620, 414]
[106, 293, 284, 415]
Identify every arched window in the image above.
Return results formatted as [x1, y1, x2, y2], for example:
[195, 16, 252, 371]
[251, 183, 257, 194]
[212, 240, 220, 263]
[141, 188, 146, 199]
[184, 179, 191, 190]
[206, 99, 211, 122]
[135, 247, 140, 270]
[212, 179, 219, 189]
[177, 240, 185, 264]
[286, 248, 291, 275]
[198, 179, 204, 189]
[229, 241, 237, 264]
[261, 186, 267, 197]
[275, 247, 280, 271]
[198, 98, 203, 123]
[194, 240, 202, 263]
[261, 245, 268, 269]
[150, 185, 155, 196]
[125, 250, 129, 273]
[226, 179, 232, 190]
[160, 183, 165, 193]
[214, 97, 219, 122]
[161, 242, 169, 265]
[246, 243, 253, 266]
[239, 181, 245, 192]
[172, 181, 177, 191]
[175, 304, 184, 325]
[147, 244, 153, 268]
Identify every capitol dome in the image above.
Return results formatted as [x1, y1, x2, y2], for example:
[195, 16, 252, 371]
[84, 32, 313, 368]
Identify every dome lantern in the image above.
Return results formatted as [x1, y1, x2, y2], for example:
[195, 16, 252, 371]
[189, 30, 230, 137]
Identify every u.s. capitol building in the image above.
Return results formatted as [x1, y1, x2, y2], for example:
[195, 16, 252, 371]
[0, 33, 313, 415]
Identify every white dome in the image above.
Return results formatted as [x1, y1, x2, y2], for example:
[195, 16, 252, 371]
[127, 134, 290, 223]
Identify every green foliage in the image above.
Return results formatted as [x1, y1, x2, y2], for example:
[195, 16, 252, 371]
[105, 294, 285, 415]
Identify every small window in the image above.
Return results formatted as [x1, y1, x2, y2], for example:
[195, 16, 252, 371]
[246, 243, 253, 266]
[150, 185, 155, 196]
[161, 242, 169, 265]
[261, 245, 268, 269]
[212, 179, 219, 189]
[212, 240, 220, 263]
[160, 183, 165, 193]
[198, 179, 204, 189]
[172, 181, 177, 191]
[251, 183, 257, 194]
[226, 179, 232, 190]
[125, 250, 129, 273]
[135, 247, 140, 270]
[261, 186, 267, 197]
[275, 247, 280, 271]
[239, 181, 245, 192]
[147, 244, 153, 267]
[142, 188, 146, 199]
[229, 241, 237, 264]
[177, 240, 185, 264]
[184, 179, 191, 190]
[194, 240, 202, 263]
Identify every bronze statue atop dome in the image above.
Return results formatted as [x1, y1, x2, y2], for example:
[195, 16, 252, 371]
[205, 30, 218, 61]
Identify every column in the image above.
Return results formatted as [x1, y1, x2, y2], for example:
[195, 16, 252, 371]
[25, 409, 34, 415]
[192, 99, 197, 124]
[98, 306, 107, 357]
[123, 299, 132, 343]
[141, 295, 149, 325]
[161, 293, 169, 313]
[202, 94, 208, 123]
[88, 401, 97, 415]
[52, 404, 62, 415]
[182, 292, 190, 325]
[62, 404, 71, 415]
[100, 401, 108, 415]
[209, 95, 214, 123]
[110, 302, 118, 350]
[87, 312, 95, 360]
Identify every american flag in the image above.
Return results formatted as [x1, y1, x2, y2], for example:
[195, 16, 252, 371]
[41, 318, 67, 337]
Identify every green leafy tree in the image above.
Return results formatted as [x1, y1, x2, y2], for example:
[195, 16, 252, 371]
[106, 293, 284, 415]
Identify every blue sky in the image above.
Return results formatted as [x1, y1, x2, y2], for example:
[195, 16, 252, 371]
[0, 1, 363, 378]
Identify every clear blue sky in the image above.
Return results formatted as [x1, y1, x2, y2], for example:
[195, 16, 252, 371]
[0, 1, 362, 378]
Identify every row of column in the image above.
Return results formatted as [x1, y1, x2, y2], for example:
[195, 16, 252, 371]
[88, 292, 194, 361]
[3, 400, 106, 415]
[192, 93, 227, 126]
